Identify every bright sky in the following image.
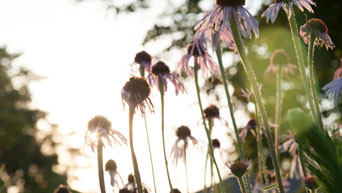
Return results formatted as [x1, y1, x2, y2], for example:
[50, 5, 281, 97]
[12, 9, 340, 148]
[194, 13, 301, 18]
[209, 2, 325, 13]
[0, 0, 262, 192]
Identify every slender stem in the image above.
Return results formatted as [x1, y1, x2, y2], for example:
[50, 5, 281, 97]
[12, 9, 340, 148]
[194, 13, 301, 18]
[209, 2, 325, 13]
[298, 143, 307, 177]
[129, 107, 143, 193]
[275, 68, 283, 157]
[229, 20, 285, 193]
[184, 146, 190, 193]
[208, 120, 214, 193]
[308, 32, 324, 129]
[143, 115, 158, 193]
[215, 42, 252, 193]
[159, 77, 174, 193]
[194, 57, 224, 193]
[238, 177, 247, 193]
[255, 105, 264, 188]
[204, 151, 209, 193]
[288, 13, 318, 124]
[97, 139, 106, 193]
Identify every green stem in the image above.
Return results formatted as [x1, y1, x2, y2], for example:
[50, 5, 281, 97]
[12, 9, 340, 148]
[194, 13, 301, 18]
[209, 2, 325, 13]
[140, 68, 158, 193]
[97, 139, 106, 193]
[308, 32, 324, 129]
[143, 115, 158, 193]
[275, 68, 283, 157]
[298, 143, 307, 177]
[238, 177, 247, 193]
[159, 77, 174, 193]
[230, 20, 285, 193]
[204, 152, 209, 193]
[255, 105, 265, 188]
[209, 120, 214, 193]
[215, 41, 252, 193]
[194, 57, 224, 193]
[129, 107, 143, 193]
[288, 13, 318, 125]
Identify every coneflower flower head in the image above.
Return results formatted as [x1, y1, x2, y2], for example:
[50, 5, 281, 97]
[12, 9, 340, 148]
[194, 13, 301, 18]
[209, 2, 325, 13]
[212, 138, 221, 149]
[204, 105, 220, 119]
[148, 61, 186, 95]
[170, 189, 182, 193]
[262, 0, 316, 23]
[105, 159, 123, 187]
[85, 115, 128, 152]
[304, 176, 318, 190]
[177, 42, 221, 78]
[53, 185, 71, 193]
[322, 61, 342, 105]
[239, 118, 257, 142]
[105, 159, 117, 171]
[226, 160, 250, 178]
[122, 76, 154, 114]
[300, 18, 335, 50]
[134, 51, 152, 73]
[176, 125, 192, 140]
[125, 174, 150, 193]
[265, 49, 297, 77]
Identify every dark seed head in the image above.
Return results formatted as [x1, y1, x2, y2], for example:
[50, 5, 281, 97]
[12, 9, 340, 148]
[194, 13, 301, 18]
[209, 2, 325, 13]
[105, 159, 117, 171]
[216, 0, 245, 6]
[246, 118, 257, 130]
[128, 174, 135, 183]
[171, 189, 182, 193]
[228, 161, 249, 177]
[53, 185, 71, 193]
[122, 77, 151, 107]
[304, 176, 318, 190]
[176, 125, 191, 139]
[212, 139, 221, 148]
[152, 61, 170, 75]
[305, 18, 328, 33]
[204, 105, 220, 119]
[119, 188, 131, 193]
[187, 43, 204, 57]
[88, 115, 111, 131]
[134, 51, 152, 65]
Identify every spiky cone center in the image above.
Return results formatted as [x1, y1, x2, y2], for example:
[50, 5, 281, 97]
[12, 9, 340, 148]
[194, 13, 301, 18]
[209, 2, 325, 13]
[122, 77, 151, 106]
[229, 162, 249, 177]
[304, 176, 318, 190]
[305, 18, 328, 34]
[204, 105, 220, 119]
[212, 139, 221, 148]
[176, 125, 191, 139]
[105, 159, 117, 171]
[246, 118, 257, 130]
[152, 61, 170, 75]
[187, 43, 204, 57]
[88, 115, 111, 133]
[216, 0, 245, 6]
[134, 51, 152, 65]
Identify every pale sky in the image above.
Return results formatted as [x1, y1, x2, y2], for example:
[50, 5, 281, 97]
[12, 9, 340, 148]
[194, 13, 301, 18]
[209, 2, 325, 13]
[0, 0, 262, 192]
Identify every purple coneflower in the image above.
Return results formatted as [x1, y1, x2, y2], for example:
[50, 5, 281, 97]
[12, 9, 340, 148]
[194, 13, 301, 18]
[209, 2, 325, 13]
[53, 185, 71, 193]
[85, 115, 127, 152]
[264, 49, 297, 77]
[322, 62, 342, 105]
[105, 159, 124, 189]
[170, 126, 199, 165]
[147, 61, 186, 95]
[177, 42, 220, 78]
[121, 76, 154, 114]
[239, 118, 257, 142]
[134, 51, 152, 74]
[125, 174, 150, 193]
[195, 0, 258, 41]
[226, 160, 250, 178]
[203, 104, 229, 128]
[300, 18, 334, 50]
[262, 0, 316, 23]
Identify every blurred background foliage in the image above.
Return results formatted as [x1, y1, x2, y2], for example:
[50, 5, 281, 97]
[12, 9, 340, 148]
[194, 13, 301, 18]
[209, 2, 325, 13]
[0, 47, 79, 193]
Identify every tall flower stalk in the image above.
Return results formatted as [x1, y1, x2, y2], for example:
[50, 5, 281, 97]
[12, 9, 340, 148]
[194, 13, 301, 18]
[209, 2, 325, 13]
[229, 20, 285, 193]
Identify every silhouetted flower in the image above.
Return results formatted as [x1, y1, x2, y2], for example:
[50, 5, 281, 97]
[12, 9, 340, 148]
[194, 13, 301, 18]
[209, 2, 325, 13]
[226, 160, 250, 178]
[122, 76, 154, 114]
[147, 61, 186, 95]
[239, 118, 257, 142]
[53, 185, 71, 193]
[134, 51, 152, 73]
[262, 0, 316, 23]
[280, 133, 304, 180]
[125, 174, 150, 193]
[300, 18, 334, 50]
[170, 126, 199, 165]
[177, 42, 220, 78]
[170, 189, 182, 193]
[105, 159, 124, 189]
[85, 115, 127, 152]
[203, 104, 229, 127]
[195, 0, 258, 43]
[264, 49, 297, 77]
[304, 176, 318, 190]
